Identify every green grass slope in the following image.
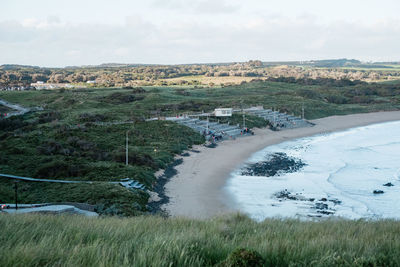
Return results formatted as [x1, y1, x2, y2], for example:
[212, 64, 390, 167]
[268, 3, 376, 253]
[1, 214, 400, 266]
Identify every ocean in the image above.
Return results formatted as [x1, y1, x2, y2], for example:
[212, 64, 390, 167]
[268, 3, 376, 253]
[226, 120, 400, 220]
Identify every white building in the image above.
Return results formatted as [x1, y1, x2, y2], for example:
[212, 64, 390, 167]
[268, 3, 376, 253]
[214, 108, 233, 117]
[30, 83, 75, 90]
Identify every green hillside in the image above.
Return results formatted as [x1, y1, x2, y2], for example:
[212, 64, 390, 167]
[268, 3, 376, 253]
[1, 214, 399, 266]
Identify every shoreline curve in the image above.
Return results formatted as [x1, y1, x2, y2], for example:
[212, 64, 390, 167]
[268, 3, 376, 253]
[162, 111, 400, 219]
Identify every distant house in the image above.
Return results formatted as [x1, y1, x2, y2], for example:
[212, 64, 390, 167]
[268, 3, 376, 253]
[86, 80, 96, 84]
[214, 108, 233, 117]
[30, 82, 75, 90]
[1, 85, 32, 91]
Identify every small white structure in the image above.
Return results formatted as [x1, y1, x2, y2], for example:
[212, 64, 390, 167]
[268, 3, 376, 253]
[214, 108, 233, 117]
[30, 83, 75, 90]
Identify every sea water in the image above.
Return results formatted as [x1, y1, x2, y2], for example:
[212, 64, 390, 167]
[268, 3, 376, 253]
[226, 120, 400, 220]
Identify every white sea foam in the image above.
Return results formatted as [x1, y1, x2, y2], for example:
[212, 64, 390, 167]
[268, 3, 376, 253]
[225, 121, 400, 220]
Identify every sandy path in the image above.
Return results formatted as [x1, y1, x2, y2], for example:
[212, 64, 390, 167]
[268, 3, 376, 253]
[162, 111, 400, 219]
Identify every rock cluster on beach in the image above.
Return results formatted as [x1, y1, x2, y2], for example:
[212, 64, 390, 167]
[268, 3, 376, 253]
[273, 189, 342, 217]
[241, 152, 306, 177]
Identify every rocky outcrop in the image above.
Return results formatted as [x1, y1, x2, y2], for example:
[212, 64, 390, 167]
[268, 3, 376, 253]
[241, 153, 306, 177]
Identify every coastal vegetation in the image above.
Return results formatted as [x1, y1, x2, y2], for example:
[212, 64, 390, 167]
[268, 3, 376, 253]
[1, 67, 400, 266]
[2, 77, 400, 215]
[1, 214, 400, 266]
[1, 59, 400, 89]
[0, 105, 13, 114]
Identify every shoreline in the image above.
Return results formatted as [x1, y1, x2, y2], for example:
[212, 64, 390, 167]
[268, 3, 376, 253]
[161, 111, 400, 219]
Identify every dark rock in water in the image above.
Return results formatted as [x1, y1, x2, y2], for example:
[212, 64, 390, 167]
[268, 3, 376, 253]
[274, 190, 298, 200]
[241, 152, 306, 177]
[274, 190, 320, 203]
[317, 210, 334, 215]
[383, 182, 394, 187]
[320, 198, 327, 202]
[329, 199, 342, 205]
[315, 202, 329, 210]
[180, 152, 190, 157]
[312, 201, 336, 216]
[308, 214, 322, 218]
[373, 190, 384, 194]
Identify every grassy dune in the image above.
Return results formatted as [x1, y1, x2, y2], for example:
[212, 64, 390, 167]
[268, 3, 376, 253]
[1, 214, 400, 266]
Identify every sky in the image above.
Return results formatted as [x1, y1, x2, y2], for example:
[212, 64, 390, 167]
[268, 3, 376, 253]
[1, 0, 399, 67]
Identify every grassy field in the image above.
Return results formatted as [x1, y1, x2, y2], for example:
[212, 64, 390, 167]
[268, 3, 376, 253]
[160, 75, 257, 86]
[1, 79, 400, 215]
[1, 214, 400, 266]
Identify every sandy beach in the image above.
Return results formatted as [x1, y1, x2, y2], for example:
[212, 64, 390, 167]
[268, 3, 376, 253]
[162, 111, 400, 219]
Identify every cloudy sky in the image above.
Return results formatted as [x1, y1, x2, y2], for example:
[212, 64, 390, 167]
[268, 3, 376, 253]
[1, 0, 399, 67]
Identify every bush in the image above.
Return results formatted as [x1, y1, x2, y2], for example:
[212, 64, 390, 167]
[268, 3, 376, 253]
[101, 92, 145, 104]
[37, 140, 70, 156]
[67, 137, 95, 151]
[35, 160, 89, 178]
[112, 150, 157, 169]
[220, 248, 265, 267]
[78, 113, 108, 122]
[326, 95, 349, 104]
[298, 89, 323, 100]
[174, 88, 190, 96]
[0, 117, 27, 131]
[38, 111, 61, 124]
[131, 87, 146, 94]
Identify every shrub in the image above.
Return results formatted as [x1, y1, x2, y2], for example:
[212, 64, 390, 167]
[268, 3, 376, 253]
[298, 89, 323, 100]
[220, 248, 265, 267]
[35, 160, 89, 178]
[37, 140, 69, 155]
[0, 117, 27, 131]
[78, 113, 108, 122]
[101, 92, 145, 104]
[38, 111, 61, 124]
[112, 150, 157, 169]
[131, 87, 146, 94]
[326, 95, 349, 104]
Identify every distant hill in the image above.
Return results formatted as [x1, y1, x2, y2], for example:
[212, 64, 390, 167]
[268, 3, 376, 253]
[0, 64, 41, 70]
[2, 59, 399, 69]
[262, 59, 361, 67]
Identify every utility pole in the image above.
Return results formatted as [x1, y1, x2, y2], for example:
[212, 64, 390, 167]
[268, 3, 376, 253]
[206, 115, 209, 133]
[243, 113, 246, 129]
[302, 103, 305, 119]
[14, 180, 18, 210]
[125, 131, 129, 166]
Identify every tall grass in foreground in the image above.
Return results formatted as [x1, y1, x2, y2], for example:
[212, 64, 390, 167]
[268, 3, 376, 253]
[1, 214, 400, 266]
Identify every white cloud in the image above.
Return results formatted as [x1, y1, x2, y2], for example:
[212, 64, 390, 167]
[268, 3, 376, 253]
[151, 0, 238, 14]
[0, 5, 400, 66]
